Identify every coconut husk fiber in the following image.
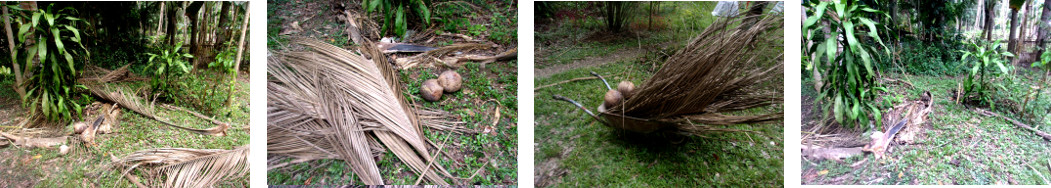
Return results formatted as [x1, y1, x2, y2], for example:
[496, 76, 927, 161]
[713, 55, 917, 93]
[267, 38, 454, 184]
[601, 14, 784, 136]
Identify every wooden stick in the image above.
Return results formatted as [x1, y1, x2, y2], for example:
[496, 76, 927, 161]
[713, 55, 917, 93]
[160, 104, 231, 127]
[415, 132, 451, 185]
[534, 72, 622, 91]
[976, 108, 1051, 141]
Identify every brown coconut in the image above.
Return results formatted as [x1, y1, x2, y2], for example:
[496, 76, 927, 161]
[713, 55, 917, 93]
[438, 70, 462, 93]
[72, 121, 89, 134]
[604, 89, 623, 108]
[617, 81, 635, 99]
[421, 79, 444, 102]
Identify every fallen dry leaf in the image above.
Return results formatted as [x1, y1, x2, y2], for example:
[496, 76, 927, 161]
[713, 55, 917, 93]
[818, 170, 829, 175]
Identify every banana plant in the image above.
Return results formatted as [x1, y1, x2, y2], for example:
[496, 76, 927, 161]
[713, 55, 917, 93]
[803, 0, 890, 129]
[8, 3, 89, 121]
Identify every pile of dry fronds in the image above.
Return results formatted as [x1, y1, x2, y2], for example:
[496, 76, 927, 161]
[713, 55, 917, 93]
[602, 14, 784, 136]
[111, 146, 249, 188]
[268, 38, 453, 184]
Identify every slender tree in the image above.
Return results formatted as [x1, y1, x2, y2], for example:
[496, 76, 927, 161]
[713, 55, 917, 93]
[1008, 0, 1024, 55]
[984, 0, 997, 40]
[226, 3, 249, 106]
[1039, 0, 1051, 55]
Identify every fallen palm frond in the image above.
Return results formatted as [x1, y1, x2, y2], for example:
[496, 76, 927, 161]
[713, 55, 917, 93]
[597, 14, 784, 136]
[268, 38, 452, 184]
[112, 146, 249, 188]
[86, 85, 229, 136]
[394, 43, 495, 69]
[0, 131, 66, 148]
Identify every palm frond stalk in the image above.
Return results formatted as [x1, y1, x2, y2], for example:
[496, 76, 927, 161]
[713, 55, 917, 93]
[597, 14, 784, 136]
[112, 146, 249, 188]
[267, 38, 453, 184]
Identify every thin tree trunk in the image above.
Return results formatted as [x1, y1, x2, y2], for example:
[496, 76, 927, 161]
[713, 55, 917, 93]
[226, 4, 249, 106]
[1039, 0, 1051, 54]
[3, 6, 23, 98]
[985, 0, 997, 41]
[156, 1, 164, 36]
[1021, 2, 1031, 50]
[1010, 8, 1020, 56]
[217, 1, 231, 43]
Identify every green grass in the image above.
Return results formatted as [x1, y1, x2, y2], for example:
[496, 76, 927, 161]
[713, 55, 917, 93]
[534, 60, 784, 187]
[535, 2, 718, 69]
[802, 72, 1051, 185]
[0, 71, 250, 187]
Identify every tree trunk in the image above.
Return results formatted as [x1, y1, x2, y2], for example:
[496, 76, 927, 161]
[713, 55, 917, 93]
[1021, 1, 1031, 50]
[1039, 0, 1051, 54]
[185, 1, 202, 70]
[984, 0, 996, 41]
[3, 5, 23, 98]
[217, 1, 231, 43]
[1009, 8, 1020, 56]
[226, 4, 249, 106]
[156, 1, 164, 36]
[166, 3, 178, 46]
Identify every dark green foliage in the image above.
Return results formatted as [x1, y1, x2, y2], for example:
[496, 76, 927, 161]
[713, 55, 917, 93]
[365, 0, 430, 38]
[959, 40, 1013, 109]
[603, 1, 637, 32]
[803, 0, 889, 128]
[145, 41, 192, 103]
[882, 38, 966, 76]
[10, 3, 90, 121]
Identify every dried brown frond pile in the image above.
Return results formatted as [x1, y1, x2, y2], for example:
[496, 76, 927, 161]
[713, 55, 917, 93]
[268, 38, 454, 184]
[601, 14, 784, 136]
[112, 146, 249, 188]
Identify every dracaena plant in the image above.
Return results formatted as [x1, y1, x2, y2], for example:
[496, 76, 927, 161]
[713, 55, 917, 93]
[145, 41, 192, 103]
[959, 39, 1012, 109]
[802, 0, 890, 128]
[365, 0, 430, 38]
[9, 3, 89, 121]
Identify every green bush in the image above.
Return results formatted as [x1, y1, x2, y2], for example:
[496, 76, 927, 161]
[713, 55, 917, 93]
[803, 0, 889, 128]
[145, 41, 192, 103]
[10, 4, 89, 121]
[959, 39, 1013, 109]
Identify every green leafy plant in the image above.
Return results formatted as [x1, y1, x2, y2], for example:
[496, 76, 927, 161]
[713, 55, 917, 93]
[803, 0, 889, 128]
[1021, 48, 1051, 121]
[10, 4, 89, 121]
[365, 0, 430, 38]
[959, 39, 1013, 108]
[145, 41, 192, 102]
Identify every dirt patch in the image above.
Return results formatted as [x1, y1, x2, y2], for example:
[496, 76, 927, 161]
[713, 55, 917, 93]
[535, 47, 645, 78]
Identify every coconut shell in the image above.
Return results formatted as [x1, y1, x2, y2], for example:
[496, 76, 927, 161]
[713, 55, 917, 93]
[72, 121, 89, 134]
[604, 90, 623, 108]
[617, 81, 635, 99]
[421, 79, 444, 102]
[438, 70, 463, 93]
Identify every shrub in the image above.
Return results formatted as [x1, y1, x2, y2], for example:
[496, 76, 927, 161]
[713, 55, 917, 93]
[10, 4, 89, 121]
[803, 0, 889, 128]
[145, 41, 192, 103]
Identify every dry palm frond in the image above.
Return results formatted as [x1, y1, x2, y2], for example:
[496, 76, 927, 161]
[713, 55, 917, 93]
[394, 43, 494, 69]
[86, 85, 229, 136]
[268, 38, 452, 184]
[112, 146, 249, 188]
[602, 14, 784, 135]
